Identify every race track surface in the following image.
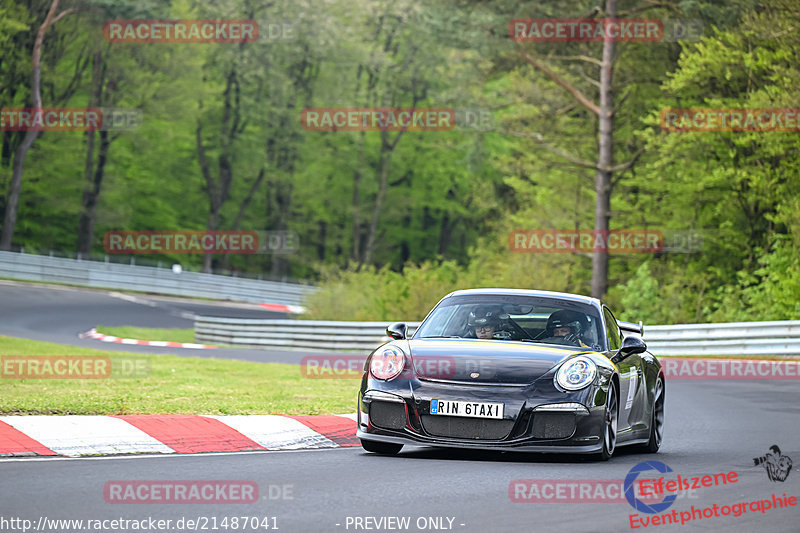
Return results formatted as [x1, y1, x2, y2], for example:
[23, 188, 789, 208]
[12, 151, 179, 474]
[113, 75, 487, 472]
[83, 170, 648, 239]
[1, 282, 798, 532]
[2, 380, 799, 533]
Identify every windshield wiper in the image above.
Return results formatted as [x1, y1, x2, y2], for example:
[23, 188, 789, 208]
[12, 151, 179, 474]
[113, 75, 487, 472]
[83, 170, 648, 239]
[419, 335, 461, 338]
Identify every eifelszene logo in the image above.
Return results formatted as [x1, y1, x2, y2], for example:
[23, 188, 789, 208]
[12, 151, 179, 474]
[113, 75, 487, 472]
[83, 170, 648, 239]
[753, 445, 793, 482]
[625, 461, 678, 514]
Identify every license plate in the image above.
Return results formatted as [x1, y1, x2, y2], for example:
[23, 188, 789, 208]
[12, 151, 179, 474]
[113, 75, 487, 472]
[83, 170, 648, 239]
[430, 399, 504, 419]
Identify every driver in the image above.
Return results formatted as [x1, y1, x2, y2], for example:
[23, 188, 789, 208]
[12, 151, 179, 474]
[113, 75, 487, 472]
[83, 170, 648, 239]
[467, 307, 502, 339]
[540, 310, 589, 348]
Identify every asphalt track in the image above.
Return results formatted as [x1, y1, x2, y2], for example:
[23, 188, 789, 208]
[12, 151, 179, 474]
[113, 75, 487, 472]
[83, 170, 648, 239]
[1, 282, 799, 532]
[1, 380, 798, 532]
[0, 281, 350, 364]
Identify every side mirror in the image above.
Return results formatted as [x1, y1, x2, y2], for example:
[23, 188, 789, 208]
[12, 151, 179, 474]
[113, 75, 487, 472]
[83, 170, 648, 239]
[620, 335, 647, 356]
[386, 322, 407, 340]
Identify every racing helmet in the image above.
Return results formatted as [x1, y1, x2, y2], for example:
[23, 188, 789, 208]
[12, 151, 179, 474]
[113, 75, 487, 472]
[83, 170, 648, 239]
[546, 310, 584, 336]
[467, 306, 502, 329]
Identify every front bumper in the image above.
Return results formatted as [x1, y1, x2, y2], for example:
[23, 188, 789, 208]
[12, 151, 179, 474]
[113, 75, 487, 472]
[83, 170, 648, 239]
[357, 378, 609, 454]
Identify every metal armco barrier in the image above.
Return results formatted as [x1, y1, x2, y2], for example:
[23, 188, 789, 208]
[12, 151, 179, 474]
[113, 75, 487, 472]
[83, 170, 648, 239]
[0, 250, 314, 305]
[195, 317, 420, 351]
[194, 317, 800, 355]
[644, 321, 800, 356]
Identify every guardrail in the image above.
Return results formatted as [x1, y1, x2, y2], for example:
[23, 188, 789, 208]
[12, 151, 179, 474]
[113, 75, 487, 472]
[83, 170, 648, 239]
[0, 250, 315, 305]
[643, 321, 800, 356]
[195, 317, 421, 351]
[194, 317, 800, 356]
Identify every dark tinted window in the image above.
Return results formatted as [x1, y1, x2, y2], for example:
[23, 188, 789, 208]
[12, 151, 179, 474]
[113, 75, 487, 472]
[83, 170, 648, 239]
[414, 294, 603, 351]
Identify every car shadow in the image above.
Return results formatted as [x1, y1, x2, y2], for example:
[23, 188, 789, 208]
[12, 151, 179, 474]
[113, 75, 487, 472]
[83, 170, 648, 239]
[359, 443, 648, 464]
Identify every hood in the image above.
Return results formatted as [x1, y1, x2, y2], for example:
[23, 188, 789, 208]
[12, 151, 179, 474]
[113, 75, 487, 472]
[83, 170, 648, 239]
[407, 338, 588, 385]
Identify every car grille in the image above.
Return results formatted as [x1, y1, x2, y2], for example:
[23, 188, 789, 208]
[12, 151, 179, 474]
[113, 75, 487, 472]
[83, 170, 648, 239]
[531, 412, 576, 439]
[370, 401, 407, 430]
[420, 415, 514, 440]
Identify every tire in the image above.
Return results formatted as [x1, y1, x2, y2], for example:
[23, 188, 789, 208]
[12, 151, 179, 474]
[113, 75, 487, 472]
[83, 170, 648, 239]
[638, 376, 664, 453]
[360, 439, 403, 455]
[594, 383, 618, 461]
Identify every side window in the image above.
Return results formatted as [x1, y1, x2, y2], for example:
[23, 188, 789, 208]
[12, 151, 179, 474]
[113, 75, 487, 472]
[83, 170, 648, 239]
[603, 307, 621, 351]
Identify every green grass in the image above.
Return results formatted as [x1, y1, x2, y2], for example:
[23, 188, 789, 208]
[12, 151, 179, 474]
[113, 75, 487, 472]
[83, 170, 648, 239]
[96, 326, 196, 344]
[0, 336, 360, 415]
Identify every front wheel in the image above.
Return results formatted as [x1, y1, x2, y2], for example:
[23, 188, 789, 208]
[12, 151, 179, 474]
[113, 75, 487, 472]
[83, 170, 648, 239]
[360, 439, 403, 455]
[594, 384, 618, 461]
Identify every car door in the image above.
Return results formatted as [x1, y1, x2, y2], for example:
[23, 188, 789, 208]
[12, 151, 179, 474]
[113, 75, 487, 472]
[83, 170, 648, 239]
[603, 306, 644, 432]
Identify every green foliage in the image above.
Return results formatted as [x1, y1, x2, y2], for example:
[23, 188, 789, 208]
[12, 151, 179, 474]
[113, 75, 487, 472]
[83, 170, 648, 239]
[302, 261, 467, 321]
[2, 0, 799, 324]
[617, 262, 661, 324]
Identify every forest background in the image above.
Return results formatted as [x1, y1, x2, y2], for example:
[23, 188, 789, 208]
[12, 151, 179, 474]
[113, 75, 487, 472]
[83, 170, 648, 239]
[1, 0, 798, 324]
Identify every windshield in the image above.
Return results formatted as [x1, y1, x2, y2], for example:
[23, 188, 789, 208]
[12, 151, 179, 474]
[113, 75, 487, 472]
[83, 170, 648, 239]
[414, 294, 603, 351]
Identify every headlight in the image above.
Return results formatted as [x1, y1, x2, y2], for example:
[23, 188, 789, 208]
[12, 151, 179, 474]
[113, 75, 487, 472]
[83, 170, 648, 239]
[370, 346, 405, 380]
[555, 356, 597, 391]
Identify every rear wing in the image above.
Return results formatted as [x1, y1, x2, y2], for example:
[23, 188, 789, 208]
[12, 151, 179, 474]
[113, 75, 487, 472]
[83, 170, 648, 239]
[617, 320, 644, 336]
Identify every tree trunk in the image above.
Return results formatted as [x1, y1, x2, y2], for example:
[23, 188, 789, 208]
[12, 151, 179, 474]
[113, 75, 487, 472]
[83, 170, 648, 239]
[317, 220, 326, 261]
[76, 130, 109, 256]
[77, 49, 105, 255]
[0, 0, 64, 250]
[438, 212, 453, 256]
[219, 168, 266, 271]
[590, 0, 617, 299]
[362, 127, 405, 266]
[362, 142, 391, 265]
[269, 179, 292, 278]
[196, 121, 220, 273]
[351, 131, 366, 263]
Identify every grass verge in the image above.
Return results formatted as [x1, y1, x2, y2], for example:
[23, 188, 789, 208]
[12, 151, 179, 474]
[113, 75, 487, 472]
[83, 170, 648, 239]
[96, 326, 196, 344]
[0, 336, 359, 415]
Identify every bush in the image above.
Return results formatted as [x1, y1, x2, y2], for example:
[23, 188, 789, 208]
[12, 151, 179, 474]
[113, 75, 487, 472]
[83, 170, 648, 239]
[300, 261, 467, 321]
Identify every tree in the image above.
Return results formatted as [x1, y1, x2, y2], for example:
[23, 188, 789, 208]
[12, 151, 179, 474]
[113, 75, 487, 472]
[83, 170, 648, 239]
[504, 0, 649, 298]
[1, 0, 76, 250]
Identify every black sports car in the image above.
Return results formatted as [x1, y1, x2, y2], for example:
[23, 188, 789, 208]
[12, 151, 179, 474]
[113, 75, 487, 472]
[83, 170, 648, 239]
[356, 289, 664, 460]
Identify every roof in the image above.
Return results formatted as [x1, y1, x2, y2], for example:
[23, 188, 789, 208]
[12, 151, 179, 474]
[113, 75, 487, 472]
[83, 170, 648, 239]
[446, 288, 601, 307]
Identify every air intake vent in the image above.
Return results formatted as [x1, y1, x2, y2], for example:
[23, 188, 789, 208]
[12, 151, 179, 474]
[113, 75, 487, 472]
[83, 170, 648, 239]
[532, 412, 576, 439]
[370, 401, 407, 430]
